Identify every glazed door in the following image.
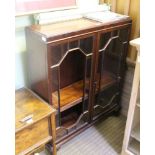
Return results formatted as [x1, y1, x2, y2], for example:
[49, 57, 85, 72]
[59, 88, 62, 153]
[48, 34, 95, 139]
[92, 26, 130, 120]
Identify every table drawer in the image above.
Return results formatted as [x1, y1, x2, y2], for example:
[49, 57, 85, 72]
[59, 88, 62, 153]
[16, 118, 49, 155]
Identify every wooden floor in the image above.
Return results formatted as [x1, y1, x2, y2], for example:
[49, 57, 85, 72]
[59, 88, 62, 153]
[40, 115, 126, 155]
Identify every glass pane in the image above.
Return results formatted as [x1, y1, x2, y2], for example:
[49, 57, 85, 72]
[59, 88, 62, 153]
[51, 45, 62, 66]
[69, 40, 79, 49]
[51, 67, 59, 109]
[111, 30, 118, 37]
[80, 36, 93, 54]
[86, 57, 92, 91]
[93, 84, 119, 119]
[50, 36, 94, 134]
[102, 37, 124, 75]
[57, 49, 92, 113]
[99, 32, 111, 50]
[61, 43, 68, 57]
[93, 30, 125, 119]
[60, 50, 85, 88]
[119, 27, 129, 42]
[50, 43, 68, 66]
[97, 37, 124, 92]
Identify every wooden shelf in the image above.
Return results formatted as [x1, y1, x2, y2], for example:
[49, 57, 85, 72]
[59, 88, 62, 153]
[96, 71, 117, 92]
[128, 138, 140, 155]
[52, 71, 116, 112]
[56, 111, 87, 140]
[52, 80, 88, 112]
[131, 124, 140, 142]
[61, 112, 78, 129]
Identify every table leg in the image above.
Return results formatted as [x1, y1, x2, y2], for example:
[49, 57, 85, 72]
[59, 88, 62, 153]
[50, 113, 57, 155]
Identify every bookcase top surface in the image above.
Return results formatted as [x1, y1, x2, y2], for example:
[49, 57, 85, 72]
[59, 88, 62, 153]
[27, 17, 131, 39]
[29, 18, 100, 37]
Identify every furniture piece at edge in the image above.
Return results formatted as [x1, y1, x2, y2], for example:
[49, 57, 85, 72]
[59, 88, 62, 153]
[15, 88, 57, 155]
[25, 13, 132, 146]
[121, 38, 140, 155]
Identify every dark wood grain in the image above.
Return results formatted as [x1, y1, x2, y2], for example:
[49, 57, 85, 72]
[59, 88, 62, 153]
[25, 28, 49, 102]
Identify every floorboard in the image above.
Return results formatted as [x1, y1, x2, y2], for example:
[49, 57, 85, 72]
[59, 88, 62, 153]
[40, 115, 126, 155]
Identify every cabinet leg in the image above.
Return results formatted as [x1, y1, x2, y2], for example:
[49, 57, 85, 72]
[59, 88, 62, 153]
[112, 106, 121, 116]
[113, 110, 121, 116]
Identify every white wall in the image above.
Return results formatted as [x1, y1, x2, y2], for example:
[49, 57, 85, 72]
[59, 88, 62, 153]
[15, 16, 34, 89]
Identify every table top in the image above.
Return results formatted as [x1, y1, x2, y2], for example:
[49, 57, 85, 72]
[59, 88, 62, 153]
[15, 88, 55, 132]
